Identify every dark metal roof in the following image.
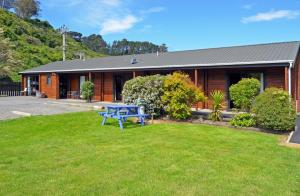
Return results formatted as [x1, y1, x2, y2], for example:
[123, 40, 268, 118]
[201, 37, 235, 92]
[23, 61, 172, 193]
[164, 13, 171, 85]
[21, 41, 300, 74]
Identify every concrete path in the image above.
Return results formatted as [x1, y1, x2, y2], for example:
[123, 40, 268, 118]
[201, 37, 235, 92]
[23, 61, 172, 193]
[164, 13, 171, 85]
[0, 96, 90, 120]
[289, 116, 300, 144]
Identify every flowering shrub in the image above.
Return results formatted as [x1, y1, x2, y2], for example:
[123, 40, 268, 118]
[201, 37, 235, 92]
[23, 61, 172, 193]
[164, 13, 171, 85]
[162, 72, 205, 120]
[229, 78, 261, 111]
[122, 75, 165, 115]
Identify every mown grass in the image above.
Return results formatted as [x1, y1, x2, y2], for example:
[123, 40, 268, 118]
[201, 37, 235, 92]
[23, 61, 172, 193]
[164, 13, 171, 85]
[0, 112, 300, 195]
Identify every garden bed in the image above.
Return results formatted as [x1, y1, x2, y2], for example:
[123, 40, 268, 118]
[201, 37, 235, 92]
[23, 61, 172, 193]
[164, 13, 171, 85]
[149, 117, 290, 135]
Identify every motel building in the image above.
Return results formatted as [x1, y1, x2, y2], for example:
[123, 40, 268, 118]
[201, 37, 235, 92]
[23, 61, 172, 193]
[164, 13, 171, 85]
[20, 41, 300, 112]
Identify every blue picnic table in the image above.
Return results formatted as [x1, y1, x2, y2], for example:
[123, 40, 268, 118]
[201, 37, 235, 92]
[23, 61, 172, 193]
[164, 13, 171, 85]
[98, 105, 149, 129]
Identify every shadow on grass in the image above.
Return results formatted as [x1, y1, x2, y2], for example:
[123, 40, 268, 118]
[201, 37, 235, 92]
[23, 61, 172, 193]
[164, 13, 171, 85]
[101, 118, 146, 130]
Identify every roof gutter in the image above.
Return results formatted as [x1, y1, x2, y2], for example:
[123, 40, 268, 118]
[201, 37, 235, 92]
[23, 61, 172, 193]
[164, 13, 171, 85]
[19, 59, 293, 74]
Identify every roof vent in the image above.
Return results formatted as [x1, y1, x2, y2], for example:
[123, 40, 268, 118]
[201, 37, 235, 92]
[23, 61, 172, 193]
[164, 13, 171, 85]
[131, 58, 137, 64]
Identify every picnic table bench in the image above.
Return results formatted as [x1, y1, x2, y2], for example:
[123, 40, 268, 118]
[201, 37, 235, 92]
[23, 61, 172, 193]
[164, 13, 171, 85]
[99, 105, 149, 129]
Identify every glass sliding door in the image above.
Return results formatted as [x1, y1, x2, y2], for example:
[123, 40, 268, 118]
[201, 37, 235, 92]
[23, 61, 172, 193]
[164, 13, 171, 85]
[79, 75, 86, 98]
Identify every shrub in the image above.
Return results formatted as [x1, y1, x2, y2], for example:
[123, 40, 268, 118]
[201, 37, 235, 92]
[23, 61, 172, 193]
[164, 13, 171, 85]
[81, 81, 94, 103]
[162, 72, 205, 120]
[122, 75, 165, 115]
[209, 90, 225, 121]
[229, 78, 261, 111]
[251, 88, 296, 131]
[230, 113, 256, 127]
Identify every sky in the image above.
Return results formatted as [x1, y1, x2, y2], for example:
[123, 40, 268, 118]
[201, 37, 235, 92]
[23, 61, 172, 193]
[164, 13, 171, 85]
[39, 0, 300, 51]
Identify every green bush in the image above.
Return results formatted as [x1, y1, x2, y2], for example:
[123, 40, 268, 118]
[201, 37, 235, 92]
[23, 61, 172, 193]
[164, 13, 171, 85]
[162, 72, 205, 120]
[209, 90, 225, 121]
[251, 88, 296, 131]
[122, 75, 165, 115]
[81, 81, 94, 103]
[229, 78, 261, 111]
[230, 113, 256, 127]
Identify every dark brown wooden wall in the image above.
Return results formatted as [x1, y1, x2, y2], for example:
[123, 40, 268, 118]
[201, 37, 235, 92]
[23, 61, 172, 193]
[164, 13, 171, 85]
[39, 73, 59, 99]
[103, 72, 113, 102]
[93, 73, 103, 101]
[21, 65, 292, 110]
[265, 67, 285, 89]
[69, 74, 79, 91]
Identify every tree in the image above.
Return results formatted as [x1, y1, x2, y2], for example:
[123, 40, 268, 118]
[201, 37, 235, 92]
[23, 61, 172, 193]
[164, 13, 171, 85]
[82, 34, 107, 53]
[1, 0, 15, 10]
[14, 0, 40, 19]
[69, 31, 82, 42]
[108, 39, 168, 55]
[159, 43, 168, 52]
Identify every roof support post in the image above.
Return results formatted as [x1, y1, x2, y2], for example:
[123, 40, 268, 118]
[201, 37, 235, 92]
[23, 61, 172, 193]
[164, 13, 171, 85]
[194, 69, 199, 110]
[88, 72, 92, 81]
[288, 62, 294, 96]
[133, 71, 136, 78]
[194, 69, 198, 86]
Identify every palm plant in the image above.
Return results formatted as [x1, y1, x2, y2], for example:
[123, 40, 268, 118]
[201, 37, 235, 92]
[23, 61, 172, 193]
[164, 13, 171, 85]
[209, 90, 225, 121]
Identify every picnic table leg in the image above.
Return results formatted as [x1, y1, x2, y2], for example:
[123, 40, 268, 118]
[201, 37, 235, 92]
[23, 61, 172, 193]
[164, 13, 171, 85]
[118, 118, 124, 129]
[101, 116, 107, 126]
[140, 117, 145, 126]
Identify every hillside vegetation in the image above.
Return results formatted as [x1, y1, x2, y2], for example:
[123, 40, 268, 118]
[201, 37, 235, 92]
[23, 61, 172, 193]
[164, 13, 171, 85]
[0, 9, 105, 81]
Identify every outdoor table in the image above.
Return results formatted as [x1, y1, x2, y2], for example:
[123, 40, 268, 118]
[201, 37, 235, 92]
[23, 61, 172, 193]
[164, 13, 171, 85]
[99, 105, 149, 129]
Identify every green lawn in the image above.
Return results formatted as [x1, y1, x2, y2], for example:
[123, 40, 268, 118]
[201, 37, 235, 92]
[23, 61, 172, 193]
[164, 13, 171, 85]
[0, 112, 300, 195]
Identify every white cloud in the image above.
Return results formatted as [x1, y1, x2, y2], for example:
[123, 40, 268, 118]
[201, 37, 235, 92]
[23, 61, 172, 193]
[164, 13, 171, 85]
[43, 0, 165, 35]
[100, 15, 140, 35]
[242, 10, 300, 23]
[140, 6, 165, 14]
[242, 4, 254, 10]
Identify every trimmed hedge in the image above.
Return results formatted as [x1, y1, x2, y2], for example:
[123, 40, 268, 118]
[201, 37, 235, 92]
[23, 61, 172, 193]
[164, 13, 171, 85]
[251, 88, 296, 131]
[230, 113, 256, 127]
[229, 78, 261, 111]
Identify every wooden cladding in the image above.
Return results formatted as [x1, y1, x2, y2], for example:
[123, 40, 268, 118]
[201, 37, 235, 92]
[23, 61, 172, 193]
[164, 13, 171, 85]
[22, 65, 295, 110]
[39, 73, 59, 99]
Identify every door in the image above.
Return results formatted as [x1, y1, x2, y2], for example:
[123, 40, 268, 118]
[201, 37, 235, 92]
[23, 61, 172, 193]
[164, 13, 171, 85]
[79, 75, 86, 95]
[59, 75, 69, 98]
[114, 75, 123, 101]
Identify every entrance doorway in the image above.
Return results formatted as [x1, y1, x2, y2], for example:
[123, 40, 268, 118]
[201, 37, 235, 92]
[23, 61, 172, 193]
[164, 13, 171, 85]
[27, 75, 39, 96]
[228, 72, 264, 108]
[59, 75, 69, 98]
[114, 73, 132, 101]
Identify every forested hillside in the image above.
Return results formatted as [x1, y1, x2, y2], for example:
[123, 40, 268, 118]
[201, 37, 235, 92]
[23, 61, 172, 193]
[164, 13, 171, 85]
[0, 2, 168, 82]
[0, 9, 104, 81]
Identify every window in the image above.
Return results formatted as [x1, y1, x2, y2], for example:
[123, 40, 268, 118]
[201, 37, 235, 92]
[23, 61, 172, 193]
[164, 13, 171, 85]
[46, 74, 51, 85]
[79, 75, 86, 93]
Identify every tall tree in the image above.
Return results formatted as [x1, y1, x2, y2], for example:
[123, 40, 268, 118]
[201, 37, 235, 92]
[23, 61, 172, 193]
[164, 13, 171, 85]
[69, 31, 82, 42]
[14, 0, 40, 19]
[1, 0, 15, 10]
[108, 39, 168, 56]
[82, 34, 108, 53]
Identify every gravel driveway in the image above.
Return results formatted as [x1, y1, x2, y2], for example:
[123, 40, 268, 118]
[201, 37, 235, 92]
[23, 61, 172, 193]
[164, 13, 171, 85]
[0, 96, 90, 120]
